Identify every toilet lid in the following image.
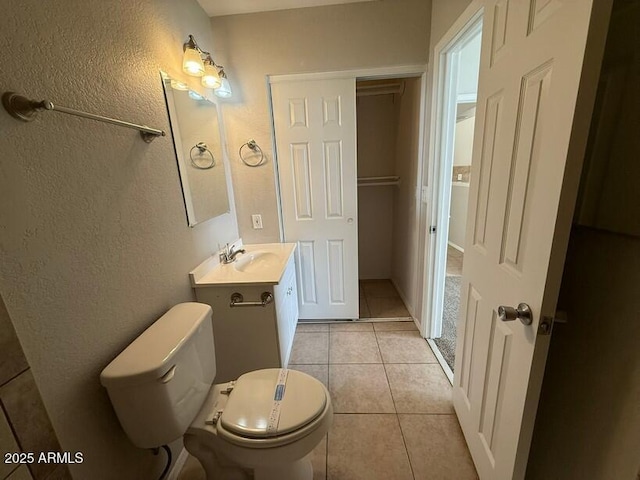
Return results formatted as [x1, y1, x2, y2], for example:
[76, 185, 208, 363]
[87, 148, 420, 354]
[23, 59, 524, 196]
[220, 369, 326, 439]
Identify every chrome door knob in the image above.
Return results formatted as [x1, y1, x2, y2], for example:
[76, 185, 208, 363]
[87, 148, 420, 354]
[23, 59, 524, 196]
[498, 303, 533, 325]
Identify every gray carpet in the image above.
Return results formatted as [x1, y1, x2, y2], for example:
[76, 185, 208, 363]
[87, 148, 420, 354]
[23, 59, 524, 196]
[433, 275, 461, 372]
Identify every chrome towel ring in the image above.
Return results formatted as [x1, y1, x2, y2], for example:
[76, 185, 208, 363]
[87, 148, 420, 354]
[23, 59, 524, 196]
[190, 142, 215, 169]
[239, 139, 266, 167]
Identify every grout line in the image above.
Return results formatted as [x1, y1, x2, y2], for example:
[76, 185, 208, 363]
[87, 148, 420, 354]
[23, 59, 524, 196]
[396, 413, 417, 480]
[0, 366, 30, 389]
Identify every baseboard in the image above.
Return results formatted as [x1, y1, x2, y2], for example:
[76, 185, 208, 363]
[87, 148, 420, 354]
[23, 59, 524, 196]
[389, 277, 418, 325]
[427, 338, 454, 384]
[167, 447, 189, 480]
[447, 241, 464, 253]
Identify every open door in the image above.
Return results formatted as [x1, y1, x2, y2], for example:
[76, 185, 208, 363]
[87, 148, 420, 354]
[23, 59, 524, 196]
[453, 1, 610, 478]
[270, 78, 358, 320]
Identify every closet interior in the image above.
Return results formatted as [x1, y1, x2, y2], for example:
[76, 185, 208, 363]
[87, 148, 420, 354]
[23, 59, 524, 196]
[356, 77, 421, 320]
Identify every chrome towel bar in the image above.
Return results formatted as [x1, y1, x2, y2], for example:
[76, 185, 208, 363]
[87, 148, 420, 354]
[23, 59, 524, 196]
[2, 92, 165, 143]
[229, 292, 274, 308]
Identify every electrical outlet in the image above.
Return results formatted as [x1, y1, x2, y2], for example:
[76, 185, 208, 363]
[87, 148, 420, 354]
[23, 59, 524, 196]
[457, 173, 463, 181]
[251, 214, 263, 229]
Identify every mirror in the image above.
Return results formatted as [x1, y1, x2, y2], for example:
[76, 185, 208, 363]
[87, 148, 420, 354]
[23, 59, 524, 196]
[161, 72, 230, 226]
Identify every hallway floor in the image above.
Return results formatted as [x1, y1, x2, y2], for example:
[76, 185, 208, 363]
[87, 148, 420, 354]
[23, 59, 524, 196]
[178, 321, 477, 480]
[359, 279, 411, 319]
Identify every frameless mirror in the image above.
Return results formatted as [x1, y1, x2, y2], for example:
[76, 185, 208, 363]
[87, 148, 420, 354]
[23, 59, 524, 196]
[161, 72, 230, 226]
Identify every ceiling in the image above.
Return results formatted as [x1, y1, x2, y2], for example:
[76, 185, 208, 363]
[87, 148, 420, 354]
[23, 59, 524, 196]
[196, 0, 378, 17]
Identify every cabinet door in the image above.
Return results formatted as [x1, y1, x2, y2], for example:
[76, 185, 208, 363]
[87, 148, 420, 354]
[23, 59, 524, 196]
[275, 256, 298, 366]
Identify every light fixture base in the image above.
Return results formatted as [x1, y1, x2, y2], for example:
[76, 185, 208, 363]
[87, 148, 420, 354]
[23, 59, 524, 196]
[2, 92, 46, 122]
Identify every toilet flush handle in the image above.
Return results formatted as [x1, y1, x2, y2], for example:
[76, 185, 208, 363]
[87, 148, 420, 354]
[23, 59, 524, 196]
[159, 365, 177, 383]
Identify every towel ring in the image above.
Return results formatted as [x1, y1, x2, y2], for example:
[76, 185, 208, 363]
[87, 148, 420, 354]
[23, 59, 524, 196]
[190, 142, 215, 169]
[239, 139, 266, 167]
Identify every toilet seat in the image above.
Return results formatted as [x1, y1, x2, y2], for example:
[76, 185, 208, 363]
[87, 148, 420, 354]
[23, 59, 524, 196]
[186, 368, 330, 450]
[220, 369, 326, 439]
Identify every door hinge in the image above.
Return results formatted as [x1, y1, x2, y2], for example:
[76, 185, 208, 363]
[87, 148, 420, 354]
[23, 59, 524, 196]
[430, 225, 437, 234]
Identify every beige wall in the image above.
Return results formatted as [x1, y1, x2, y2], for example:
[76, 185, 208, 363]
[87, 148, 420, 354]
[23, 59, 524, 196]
[453, 115, 475, 166]
[210, 0, 432, 244]
[391, 78, 423, 314]
[429, 0, 474, 53]
[0, 1, 238, 478]
[357, 93, 399, 279]
[527, 228, 640, 479]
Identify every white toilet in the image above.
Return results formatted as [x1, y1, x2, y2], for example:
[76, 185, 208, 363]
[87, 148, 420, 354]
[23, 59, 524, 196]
[100, 302, 332, 480]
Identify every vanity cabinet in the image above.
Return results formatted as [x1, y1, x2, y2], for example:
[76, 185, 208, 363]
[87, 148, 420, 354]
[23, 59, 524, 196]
[193, 254, 299, 383]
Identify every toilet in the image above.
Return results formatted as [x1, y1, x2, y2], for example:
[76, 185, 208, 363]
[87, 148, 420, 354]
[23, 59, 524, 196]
[100, 302, 332, 480]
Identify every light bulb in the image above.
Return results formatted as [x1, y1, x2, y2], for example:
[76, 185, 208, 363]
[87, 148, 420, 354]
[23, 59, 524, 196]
[170, 79, 189, 91]
[215, 77, 232, 98]
[201, 61, 221, 89]
[182, 46, 204, 76]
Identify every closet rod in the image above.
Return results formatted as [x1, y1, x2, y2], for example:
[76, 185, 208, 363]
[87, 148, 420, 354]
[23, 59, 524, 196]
[2, 92, 166, 143]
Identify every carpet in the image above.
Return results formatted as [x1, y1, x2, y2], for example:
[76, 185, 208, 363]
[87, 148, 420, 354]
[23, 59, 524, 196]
[433, 275, 461, 372]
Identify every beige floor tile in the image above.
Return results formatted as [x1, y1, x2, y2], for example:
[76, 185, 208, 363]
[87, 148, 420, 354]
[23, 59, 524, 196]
[327, 414, 413, 480]
[359, 297, 371, 318]
[290, 333, 329, 364]
[376, 331, 437, 363]
[329, 364, 395, 413]
[311, 435, 327, 480]
[360, 279, 400, 298]
[177, 455, 206, 480]
[367, 297, 411, 318]
[0, 410, 20, 479]
[6, 466, 33, 480]
[330, 321, 373, 332]
[385, 364, 454, 413]
[373, 321, 418, 332]
[329, 332, 382, 364]
[289, 364, 329, 388]
[297, 323, 330, 333]
[399, 414, 477, 479]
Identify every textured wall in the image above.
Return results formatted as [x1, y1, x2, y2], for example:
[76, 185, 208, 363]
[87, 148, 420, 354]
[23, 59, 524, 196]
[210, 0, 432, 243]
[0, 1, 238, 478]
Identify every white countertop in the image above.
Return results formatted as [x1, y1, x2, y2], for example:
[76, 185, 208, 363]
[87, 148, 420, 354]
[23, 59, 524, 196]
[189, 243, 296, 287]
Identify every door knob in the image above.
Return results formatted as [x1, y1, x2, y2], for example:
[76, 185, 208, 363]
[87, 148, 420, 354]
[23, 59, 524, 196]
[347, 217, 354, 224]
[498, 303, 532, 325]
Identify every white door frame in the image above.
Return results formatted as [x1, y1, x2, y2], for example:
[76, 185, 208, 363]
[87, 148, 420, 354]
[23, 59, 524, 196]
[267, 64, 429, 321]
[419, 1, 484, 341]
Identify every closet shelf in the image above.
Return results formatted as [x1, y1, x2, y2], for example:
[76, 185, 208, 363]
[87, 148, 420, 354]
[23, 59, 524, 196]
[357, 175, 400, 187]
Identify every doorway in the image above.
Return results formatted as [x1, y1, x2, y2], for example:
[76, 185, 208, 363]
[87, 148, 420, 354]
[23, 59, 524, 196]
[269, 67, 427, 322]
[356, 77, 422, 321]
[426, 18, 482, 380]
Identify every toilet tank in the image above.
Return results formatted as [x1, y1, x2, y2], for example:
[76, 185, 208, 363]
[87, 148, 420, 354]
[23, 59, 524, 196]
[100, 302, 216, 448]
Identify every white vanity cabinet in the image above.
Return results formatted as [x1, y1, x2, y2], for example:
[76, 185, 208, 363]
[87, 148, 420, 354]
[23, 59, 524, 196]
[192, 251, 299, 383]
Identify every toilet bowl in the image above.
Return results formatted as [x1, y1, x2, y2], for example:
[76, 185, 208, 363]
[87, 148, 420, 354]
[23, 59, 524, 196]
[100, 303, 331, 480]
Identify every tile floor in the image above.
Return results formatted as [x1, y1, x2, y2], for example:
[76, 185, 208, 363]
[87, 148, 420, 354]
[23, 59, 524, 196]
[359, 279, 411, 319]
[178, 321, 477, 480]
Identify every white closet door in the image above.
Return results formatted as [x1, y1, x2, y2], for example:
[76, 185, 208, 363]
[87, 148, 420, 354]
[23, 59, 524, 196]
[271, 78, 358, 319]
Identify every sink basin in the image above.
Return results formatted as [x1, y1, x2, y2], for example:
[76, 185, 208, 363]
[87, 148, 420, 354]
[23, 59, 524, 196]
[233, 251, 280, 273]
[190, 242, 297, 287]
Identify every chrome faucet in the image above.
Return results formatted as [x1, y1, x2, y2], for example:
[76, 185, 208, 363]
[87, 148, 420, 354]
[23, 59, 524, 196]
[219, 243, 246, 264]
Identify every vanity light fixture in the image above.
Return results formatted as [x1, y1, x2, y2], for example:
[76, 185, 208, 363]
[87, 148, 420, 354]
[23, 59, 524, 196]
[182, 35, 205, 76]
[201, 55, 222, 89]
[214, 68, 232, 98]
[182, 35, 231, 98]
